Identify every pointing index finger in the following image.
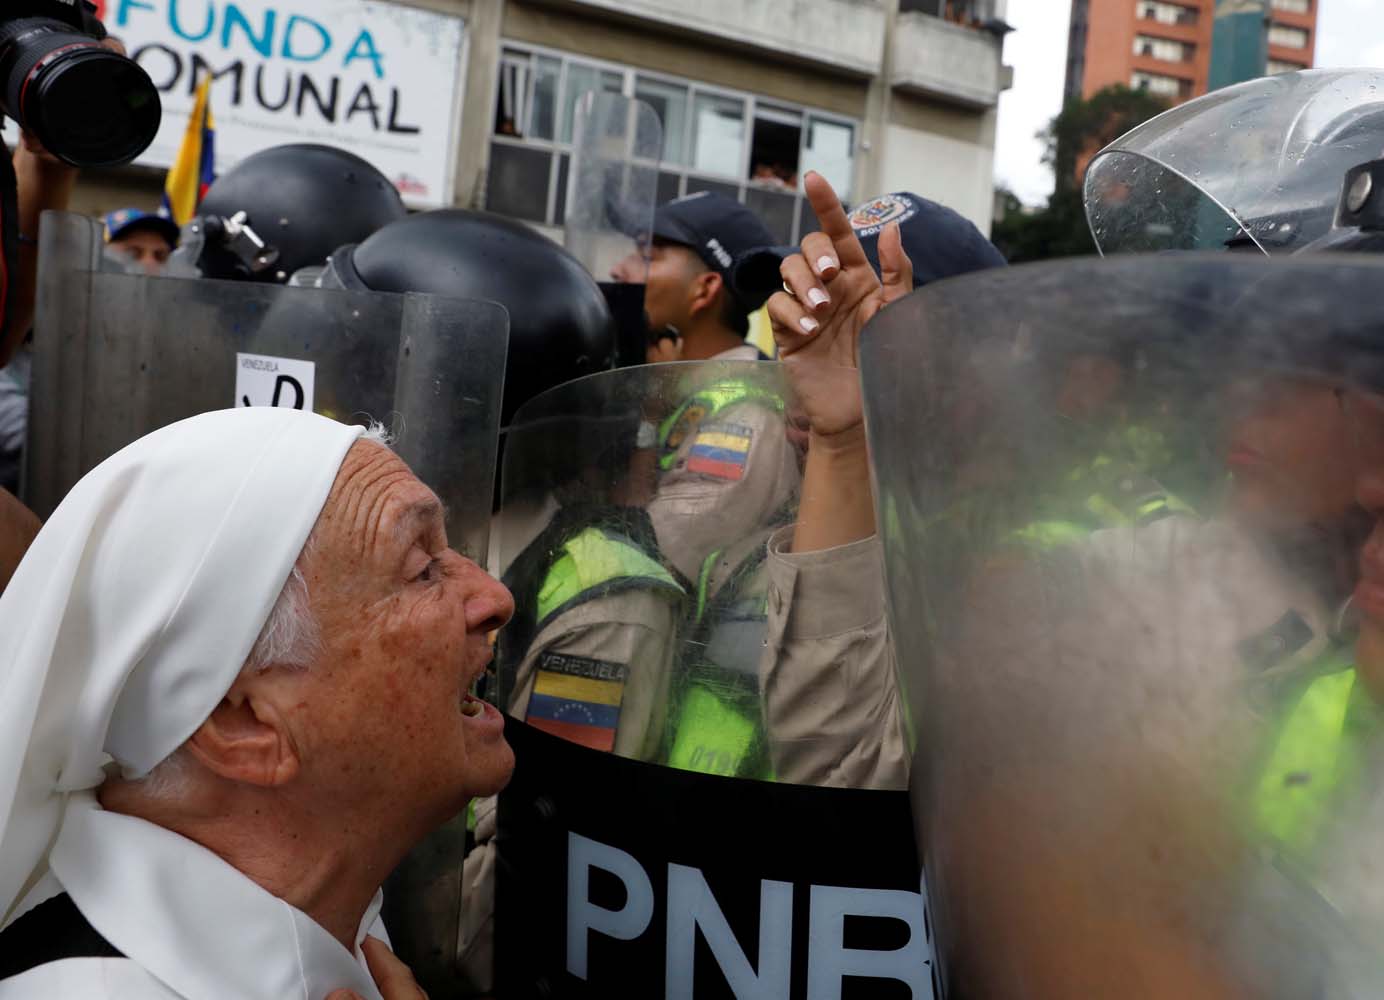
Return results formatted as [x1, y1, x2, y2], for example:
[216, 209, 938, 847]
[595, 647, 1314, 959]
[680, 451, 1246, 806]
[803, 171, 870, 273]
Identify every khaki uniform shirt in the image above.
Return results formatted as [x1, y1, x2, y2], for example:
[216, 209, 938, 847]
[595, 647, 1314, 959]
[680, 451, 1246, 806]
[760, 526, 909, 791]
[647, 349, 800, 582]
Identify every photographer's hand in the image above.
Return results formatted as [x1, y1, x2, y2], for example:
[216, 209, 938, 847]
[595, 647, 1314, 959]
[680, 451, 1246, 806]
[2, 129, 78, 367]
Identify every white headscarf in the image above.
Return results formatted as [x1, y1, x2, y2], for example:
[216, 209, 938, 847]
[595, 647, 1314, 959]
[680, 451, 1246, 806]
[0, 408, 363, 925]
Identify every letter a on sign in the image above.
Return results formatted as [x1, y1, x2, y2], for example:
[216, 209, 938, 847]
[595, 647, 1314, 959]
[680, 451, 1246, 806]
[235, 352, 316, 410]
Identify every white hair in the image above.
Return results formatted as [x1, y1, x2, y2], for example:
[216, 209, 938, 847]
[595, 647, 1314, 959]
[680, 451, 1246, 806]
[135, 422, 394, 796]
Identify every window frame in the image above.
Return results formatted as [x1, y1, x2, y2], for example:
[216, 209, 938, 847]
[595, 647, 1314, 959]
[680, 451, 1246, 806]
[488, 40, 860, 243]
[1131, 69, 1187, 98]
[1267, 23, 1310, 49]
[1133, 33, 1191, 63]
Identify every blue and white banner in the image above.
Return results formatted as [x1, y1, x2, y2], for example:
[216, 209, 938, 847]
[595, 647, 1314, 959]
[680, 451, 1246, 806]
[97, 0, 466, 207]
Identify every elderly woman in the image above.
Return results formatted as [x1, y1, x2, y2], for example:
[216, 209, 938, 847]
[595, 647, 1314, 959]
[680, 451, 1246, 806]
[0, 408, 512, 999]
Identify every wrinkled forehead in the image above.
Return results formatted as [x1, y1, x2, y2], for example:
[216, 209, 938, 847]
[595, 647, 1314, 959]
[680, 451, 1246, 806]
[317, 439, 441, 559]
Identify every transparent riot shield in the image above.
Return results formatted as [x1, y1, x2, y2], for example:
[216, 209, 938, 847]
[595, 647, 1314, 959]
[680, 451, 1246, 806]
[861, 252, 1384, 997]
[565, 91, 663, 367]
[470, 361, 929, 999]
[1086, 69, 1384, 255]
[26, 212, 508, 560]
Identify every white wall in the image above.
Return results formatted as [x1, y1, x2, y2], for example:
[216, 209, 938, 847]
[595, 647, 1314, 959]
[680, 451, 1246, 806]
[878, 123, 998, 235]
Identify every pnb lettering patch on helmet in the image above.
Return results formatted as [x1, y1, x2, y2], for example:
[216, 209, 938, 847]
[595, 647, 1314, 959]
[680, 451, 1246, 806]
[850, 195, 917, 239]
[686, 423, 752, 481]
[526, 653, 628, 752]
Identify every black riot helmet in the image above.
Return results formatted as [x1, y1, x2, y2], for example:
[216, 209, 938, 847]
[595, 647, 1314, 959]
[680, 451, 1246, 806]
[183, 144, 406, 283]
[321, 209, 615, 426]
[1297, 158, 1384, 255]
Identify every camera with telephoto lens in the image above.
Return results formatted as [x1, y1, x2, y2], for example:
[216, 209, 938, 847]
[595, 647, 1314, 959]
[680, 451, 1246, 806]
[0, 1, 161, 167]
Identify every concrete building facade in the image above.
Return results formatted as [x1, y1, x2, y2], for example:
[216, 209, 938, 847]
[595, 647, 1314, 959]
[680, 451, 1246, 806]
[73, 0, 1013, 242]
[1064, 0, 1317, 107]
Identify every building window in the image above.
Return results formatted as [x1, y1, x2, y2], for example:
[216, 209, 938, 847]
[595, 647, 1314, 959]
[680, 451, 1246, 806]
[1268, 23, 1310, 48]
[1267, 58, 1307, 75]
[1270, 0, 1310, 13]
[1133, 34, 1192, 62]
[1132, 70, 1189, 98]
[900, 0, 1001, 25]
[1137, 1, 1197, 26]
[488, 42, 858, 243]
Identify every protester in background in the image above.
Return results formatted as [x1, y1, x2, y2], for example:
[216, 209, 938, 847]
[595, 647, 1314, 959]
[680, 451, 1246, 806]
[103, 209, 179, 276]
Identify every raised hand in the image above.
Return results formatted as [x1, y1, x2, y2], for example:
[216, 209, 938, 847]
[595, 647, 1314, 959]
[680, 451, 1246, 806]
[767, 172, 913, 443]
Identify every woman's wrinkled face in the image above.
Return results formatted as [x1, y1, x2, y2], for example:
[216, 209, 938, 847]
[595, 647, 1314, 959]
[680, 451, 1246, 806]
[1223, 376, 1358, 532]
[289, 441, 516, 834]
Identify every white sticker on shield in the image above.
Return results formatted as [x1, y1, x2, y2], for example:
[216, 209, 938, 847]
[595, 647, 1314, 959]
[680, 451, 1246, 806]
[235, 352, 315, 411]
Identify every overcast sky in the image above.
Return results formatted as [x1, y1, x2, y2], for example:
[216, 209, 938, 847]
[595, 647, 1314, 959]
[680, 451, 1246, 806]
[994, 0, 1384, 205]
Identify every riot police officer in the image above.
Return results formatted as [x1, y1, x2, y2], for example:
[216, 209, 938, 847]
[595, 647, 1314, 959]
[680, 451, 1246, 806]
[168, 143, 406, 283]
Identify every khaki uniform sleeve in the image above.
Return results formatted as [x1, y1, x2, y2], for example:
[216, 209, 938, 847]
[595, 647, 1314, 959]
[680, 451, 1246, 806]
[505, 589, 682, 761]
[760, 526, 908, 791]
[648, 401, 800, 581]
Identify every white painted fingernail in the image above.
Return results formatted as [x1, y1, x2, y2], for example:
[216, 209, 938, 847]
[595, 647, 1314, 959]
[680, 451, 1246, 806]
[807, 288, 830, 308]
[798, 316, 820, 334]
[816, 255, 838, 275]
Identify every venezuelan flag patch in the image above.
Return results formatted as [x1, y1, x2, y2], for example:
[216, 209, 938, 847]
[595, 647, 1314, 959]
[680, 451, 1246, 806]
[526, 652, 627, 752]
[686, 423, 752, 481]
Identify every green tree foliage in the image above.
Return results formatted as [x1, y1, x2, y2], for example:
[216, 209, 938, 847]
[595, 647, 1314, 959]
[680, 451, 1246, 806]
[1044, 85, 1172, 195]
[993, 85, 1170, 262]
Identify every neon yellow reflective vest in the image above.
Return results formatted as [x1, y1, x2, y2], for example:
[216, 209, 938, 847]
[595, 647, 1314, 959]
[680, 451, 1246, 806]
[1254, 659, 1372, 860]
[536, 526, 681, 628]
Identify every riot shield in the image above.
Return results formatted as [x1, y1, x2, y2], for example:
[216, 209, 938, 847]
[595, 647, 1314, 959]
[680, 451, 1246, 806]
[861, 252, 1384, 997]
[476, 362, 931, 999]
[1086, 69, 1384, 255]
[26, 211, 508, 561]
[564, 91, 664, 368]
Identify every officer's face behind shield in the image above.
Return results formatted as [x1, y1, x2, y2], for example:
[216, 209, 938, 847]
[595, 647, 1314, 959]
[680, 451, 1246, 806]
[1221, 374, 1362, 535]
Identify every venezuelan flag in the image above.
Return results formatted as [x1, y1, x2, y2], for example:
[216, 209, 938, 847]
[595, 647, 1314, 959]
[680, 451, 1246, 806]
[527, 668, 625, 752]
[686, 424, 752, 481]
[161, 75, 216, 227]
